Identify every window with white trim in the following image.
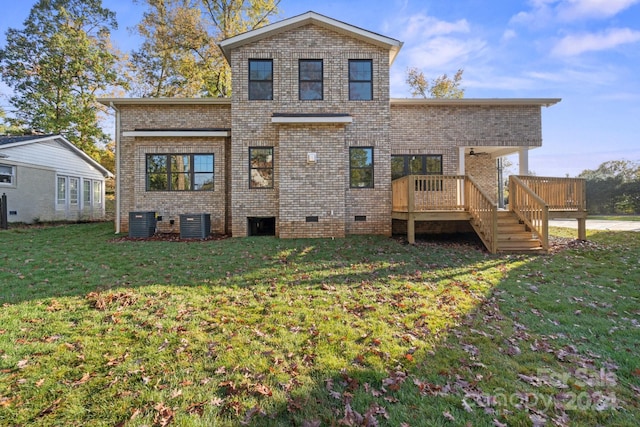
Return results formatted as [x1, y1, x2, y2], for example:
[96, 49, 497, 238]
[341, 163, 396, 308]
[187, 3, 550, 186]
[93, 181, 102, 204]
[57, 176, 67, 205]
[0, 164, 15, 185]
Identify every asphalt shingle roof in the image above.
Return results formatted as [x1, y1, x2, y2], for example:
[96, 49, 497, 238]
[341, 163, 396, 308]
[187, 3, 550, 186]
[0, 134, 56, 146]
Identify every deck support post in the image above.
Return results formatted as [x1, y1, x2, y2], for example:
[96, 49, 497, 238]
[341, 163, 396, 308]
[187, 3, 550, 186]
[407, 214, 415, 244]
[577, 217, 586, 240]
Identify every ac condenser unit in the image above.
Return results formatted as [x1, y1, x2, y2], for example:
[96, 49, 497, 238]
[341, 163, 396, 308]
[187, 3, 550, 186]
[129, 211, 156, 238]
[179, 213, 211, 239]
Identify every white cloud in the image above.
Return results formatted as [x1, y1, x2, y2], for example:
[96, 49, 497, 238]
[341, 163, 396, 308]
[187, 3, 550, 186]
[557, 0, 640, 21]
[502, 29, 518, 42]
[403, 37, 487, 70]
[552, 27, 640, 56]
[399, 13, 470, 39]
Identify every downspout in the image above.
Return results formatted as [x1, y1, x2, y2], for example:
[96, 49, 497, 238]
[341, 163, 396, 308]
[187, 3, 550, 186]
[109, 102, 121, 234]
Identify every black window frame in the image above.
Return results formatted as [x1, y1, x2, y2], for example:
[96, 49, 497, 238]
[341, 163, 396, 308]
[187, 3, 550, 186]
[391, 155, 443, 180]
[248, 59, 273, 100]
[299, 59, 323, 100]
[349, 147, 374, 188]
[145, 153, 215, 191]
[249, 147, 274, 189]
[349, 59, 373, 101]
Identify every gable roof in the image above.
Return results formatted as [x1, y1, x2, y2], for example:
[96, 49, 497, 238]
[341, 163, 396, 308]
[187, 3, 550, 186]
[218, 11, 403, 65]
[0, 134, 113, 178]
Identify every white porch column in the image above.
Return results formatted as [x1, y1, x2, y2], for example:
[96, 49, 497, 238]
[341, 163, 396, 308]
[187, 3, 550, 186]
[519, 147, 529, 176]
[458, 147, 466, 175]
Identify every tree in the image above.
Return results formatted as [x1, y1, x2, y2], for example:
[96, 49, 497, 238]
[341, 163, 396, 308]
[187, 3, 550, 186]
[129, 0, 280, 98]
[0, 0, 128, 157]
[0, 106, 26, 135]
[578, 160, 640, 214]
[406, 67, 464, 99]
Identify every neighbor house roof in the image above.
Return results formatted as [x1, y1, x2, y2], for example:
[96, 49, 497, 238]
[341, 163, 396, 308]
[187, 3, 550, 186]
[218, 11, 404, 65]
[0, 134, 113, 178]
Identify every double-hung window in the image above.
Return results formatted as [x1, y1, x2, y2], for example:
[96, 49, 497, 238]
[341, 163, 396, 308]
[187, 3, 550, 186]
[299, 59, 323, 100]
[0, 164, 15, 185]
[249, 59, 273, 100]
[350, 147, 374, 188]
[146, 154, 214, 191]
[249, 147, 274, 188]
[349, 59, 373, 100]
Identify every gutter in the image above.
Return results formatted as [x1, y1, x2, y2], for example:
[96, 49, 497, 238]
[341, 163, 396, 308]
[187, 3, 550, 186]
[109, 102, 121, 234]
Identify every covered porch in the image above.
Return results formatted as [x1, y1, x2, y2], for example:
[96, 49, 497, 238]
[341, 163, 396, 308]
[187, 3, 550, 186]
[391, 174, 587, 253]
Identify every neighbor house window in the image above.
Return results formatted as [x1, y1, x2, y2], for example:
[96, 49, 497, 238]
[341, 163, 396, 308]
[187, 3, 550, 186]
[57, 176, 67, 205]
[0, 164, 15, 185]
[249, 147, 273, 188]
[93, 181, 102, 204]
[146, 154, 214, 191]
[249, 59, 273, 100]
[299, 59, 323, 100]
[83, 179, 91, 204]
[350, 147, 374, 188]
[69, 178, 79, 205]
[349, 59, 372, 100]
[391, 155, 443, 180]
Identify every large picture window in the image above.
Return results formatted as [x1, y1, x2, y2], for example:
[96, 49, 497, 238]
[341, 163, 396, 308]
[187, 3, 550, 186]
[0, 164, 15, 185]
[349, 59, 372, 100]
[249, 59, 273, 100]
[249, 147, 273, 188]
[350, 147, 374, 188]
[146, 154, 214, 191]
[299, 59, 323, 100]
[391, 155, 443, 180]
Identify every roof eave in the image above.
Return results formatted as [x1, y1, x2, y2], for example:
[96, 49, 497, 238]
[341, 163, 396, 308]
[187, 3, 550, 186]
[98, 98, 232, 106]
[390, 98, 562, 107]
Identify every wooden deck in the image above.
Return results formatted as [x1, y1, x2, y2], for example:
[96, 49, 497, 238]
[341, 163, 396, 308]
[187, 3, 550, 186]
[392, 175, 587, 253]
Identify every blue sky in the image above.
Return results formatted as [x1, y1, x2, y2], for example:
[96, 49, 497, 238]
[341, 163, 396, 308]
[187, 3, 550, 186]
[2, 0, 640, 177]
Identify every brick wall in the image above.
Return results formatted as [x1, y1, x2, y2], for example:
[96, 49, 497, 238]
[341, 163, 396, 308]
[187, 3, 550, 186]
[117, 104, 231, 234]
[230, 24, 392, 237]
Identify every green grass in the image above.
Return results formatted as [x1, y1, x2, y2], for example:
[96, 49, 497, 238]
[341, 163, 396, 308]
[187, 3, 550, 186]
[588, 215, 640, 221]
[1, 223, 639, 426]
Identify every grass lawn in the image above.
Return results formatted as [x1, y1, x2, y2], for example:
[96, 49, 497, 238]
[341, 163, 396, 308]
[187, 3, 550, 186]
[1, 223, 638, 426]
[588, 215, 640, 221]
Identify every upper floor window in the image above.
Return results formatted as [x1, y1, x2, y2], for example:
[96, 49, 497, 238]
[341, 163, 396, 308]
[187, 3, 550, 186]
[349, 59, 372, 100]
[146, 154, 214, 191]
[350, 147, 374, 188]
[0, 164, 15, 185]
[249, 147, 274, 188]
[249, 59, 273, 100]
[299, 59, 323, 100]
[391, 155, 443, 180]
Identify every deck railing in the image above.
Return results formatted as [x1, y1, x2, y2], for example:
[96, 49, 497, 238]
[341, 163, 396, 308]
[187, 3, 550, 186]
[515, 175, 586, 211]
[509, 176, 549, 251]
[465, 176, 498, 253]
[391, 175, 466, 212]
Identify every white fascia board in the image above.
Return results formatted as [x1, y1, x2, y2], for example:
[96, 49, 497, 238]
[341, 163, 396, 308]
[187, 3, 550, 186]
[122, 130, 230, 137]
[271, 116, 353, 124]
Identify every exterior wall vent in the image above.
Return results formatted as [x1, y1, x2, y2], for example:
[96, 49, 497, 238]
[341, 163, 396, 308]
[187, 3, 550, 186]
[129, 211, 156, 238]
[180, 213, 211, 239]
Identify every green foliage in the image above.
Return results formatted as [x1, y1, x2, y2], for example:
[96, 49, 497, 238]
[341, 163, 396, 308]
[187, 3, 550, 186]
[129, 0, 280, 98]
[0, 0, 128, 156]
[579, 160, 640, 214]
[1, 224, 639, 425]
[406, 67, 464, 99]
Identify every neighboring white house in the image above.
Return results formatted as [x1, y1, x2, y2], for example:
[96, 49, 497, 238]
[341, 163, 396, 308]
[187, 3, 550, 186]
[0, 134, 113, 223]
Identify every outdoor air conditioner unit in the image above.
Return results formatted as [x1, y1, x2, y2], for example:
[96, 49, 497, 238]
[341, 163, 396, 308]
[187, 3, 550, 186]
[179, 213, 211, 239]
[129, 211, 156, 238]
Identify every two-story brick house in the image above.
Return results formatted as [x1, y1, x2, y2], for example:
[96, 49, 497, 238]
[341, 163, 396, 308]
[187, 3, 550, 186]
[101, 11, 585, 252]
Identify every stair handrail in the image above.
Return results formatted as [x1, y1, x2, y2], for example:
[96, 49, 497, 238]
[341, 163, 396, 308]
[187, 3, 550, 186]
[509, 176, 549, 251]
[465, 175, 498, 254]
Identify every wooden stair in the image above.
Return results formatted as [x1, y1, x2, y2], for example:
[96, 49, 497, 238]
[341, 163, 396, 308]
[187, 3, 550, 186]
[495, 211, 545, 253]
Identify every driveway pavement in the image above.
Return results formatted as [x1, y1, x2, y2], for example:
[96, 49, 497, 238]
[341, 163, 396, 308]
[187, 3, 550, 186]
[548, 218, 640, 232]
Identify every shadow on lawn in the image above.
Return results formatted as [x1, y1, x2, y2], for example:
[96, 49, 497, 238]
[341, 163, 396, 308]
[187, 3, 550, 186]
[1, 223, 636, 425]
